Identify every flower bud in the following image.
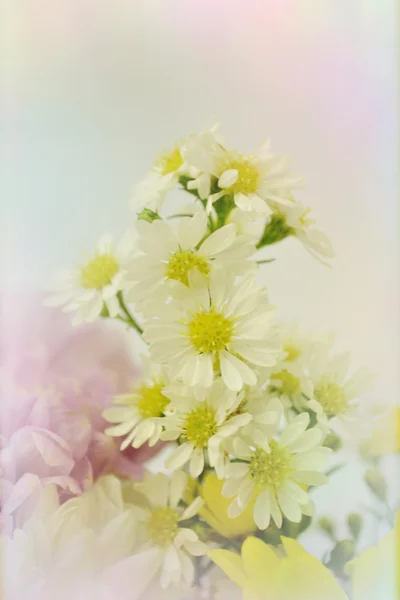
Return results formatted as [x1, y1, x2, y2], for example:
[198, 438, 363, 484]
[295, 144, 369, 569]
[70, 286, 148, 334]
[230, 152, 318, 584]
[323, 433, 342, 452]
[257, 214, 292, 247]
[364, 467, 387, 502]
[328, 539, 356, 577]
[318, 517, 336, 539]
[347, 513, 363, 540]
[137, 208, 161, 223]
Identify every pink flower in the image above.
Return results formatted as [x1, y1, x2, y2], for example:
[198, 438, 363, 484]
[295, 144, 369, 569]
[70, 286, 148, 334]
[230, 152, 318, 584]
[0, 292, 160, 516]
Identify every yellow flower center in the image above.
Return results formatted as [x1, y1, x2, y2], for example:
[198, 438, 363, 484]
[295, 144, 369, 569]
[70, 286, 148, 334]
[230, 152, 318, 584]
[271, 370, 300, 396]
[249, 441, 293, 488]
[146, 506, 179, 548]
[165, 250, 210, 286]
[284, 343, 301, 362]
[219, 153, 261, 195]
[314, 375, 348, 417]
[184, 405, 217, 448]
[156, 145, 183, 175]
[188, 310, 234, 354]
[137, 382, 169, 419]
[80, 253, 119, 290]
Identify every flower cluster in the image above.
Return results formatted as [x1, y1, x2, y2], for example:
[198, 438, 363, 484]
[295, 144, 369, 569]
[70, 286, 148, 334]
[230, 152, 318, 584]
[36, 125, 393, 598]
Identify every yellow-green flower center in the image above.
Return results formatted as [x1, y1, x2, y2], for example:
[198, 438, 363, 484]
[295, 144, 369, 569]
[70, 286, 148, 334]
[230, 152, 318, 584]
[156, 145, 183, 175]
[249, 441, 293, 488]
[271, 370, 300, 396]
[137, 383, 169, 419]
[219, 153, 261, 195]
[188, 310, 234, 354]
[284, 343, 301, 362]
[165, 250, 210, 286]
[146, 506, 179, 548]
[80, 253, 119, 290]
[184, 405, 217, 448]
[314, 375, 348, 417]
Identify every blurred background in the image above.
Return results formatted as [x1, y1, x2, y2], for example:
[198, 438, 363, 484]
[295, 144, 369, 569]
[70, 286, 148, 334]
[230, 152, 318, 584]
[2, 0, 399, 554]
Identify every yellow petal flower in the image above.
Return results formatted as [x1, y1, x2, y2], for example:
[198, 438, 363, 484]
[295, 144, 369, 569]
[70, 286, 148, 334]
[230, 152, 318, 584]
[346, 511, 399, 600]
[198, 473, 257, 539]
[210, 536, 349, 600]
[361, 407, 400, 458]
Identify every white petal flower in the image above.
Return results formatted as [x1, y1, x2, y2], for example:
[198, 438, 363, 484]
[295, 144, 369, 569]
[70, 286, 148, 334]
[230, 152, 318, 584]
[306, 345, 375, 435]
[131, 171, 177, 213]
[190, 137, 303, 215]
[144, 273, 280, 391]
[2, 476, 161, 600]
[263, 325, 334, 416]
[126, 211, 255, 313]
[104, 358, 170, 450]
[46, 232, 136, 325]
[180, 126, 225, 200]
[160, 380, 251, 478]
[223, 412, 330, 530]
[266, 199, 335, 264]
[131, 137, 201, 214]
[134, 472, 208, 589]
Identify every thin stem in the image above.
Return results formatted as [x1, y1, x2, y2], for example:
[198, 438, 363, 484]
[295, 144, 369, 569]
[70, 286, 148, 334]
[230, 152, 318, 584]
[117, 292, 143, 335]
[166, 213, 194, 220]
[256, 258, 276, 264]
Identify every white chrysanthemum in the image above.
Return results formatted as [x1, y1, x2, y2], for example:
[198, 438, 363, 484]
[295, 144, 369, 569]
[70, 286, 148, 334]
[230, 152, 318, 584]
[153, 141, 192, 179]
[231, 390, 283, 448]
[268, 360, 313, 414]
[180, 127, 225, 200]
[134, 472, 207, 589]
[2, 476, 161, 600]
[182, 133, 302, 215]
[223, 412, 331, 530]
[267, 199, 334, 264]
[306, 348, 374, 433]
[126, 210, 255, 310]
[265, 325, 334, 414]
[131, 171, 177, 213]
[226, 207, 267, 243]
[144, 273, 280, 391]
[47, 232, 135, 325]
[211, 141, 303, 215]
[104, 358, 170, 450]
[160, 380, 251, 478]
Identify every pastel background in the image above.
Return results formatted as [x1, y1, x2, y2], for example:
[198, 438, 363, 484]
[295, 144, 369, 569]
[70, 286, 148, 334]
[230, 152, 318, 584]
[2, 0, 399, 557]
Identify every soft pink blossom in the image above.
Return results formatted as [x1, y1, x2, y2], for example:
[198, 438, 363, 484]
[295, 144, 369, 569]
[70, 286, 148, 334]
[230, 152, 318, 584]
[0, 293, 160, 516]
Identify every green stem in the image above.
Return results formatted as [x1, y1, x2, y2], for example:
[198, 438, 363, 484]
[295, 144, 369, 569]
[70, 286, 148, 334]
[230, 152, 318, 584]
[117, 292, 143, 335]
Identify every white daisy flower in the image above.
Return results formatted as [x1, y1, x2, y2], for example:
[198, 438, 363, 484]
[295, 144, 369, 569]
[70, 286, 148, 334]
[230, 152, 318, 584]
[268, 360, 313, 415]
[306, 347, 375, 433]
[160, 380, 252, 478]
[265, 199, 334, 264]
[180, 126, 225, 200]
[144, 272, 280, 391]
[226, 207, 266, 243]
[232, 391, 283, 448]
[46, 232, 135, 325]
[103, 359, 170, 450]
[131, 171, 177, 213]
[131, 138, 199, 214]
[223, 412, 331, 530]
[211, 140, 303, 215]
[265, 325, 333, 415]
[134, 472, 207, 589]
[153, 139, 204, 182]
[183, 133, 303, 215]
[126, 210, 255, 310]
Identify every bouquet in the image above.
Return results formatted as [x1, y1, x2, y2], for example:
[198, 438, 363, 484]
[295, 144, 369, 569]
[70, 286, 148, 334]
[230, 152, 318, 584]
[2, 125, 398, 599]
